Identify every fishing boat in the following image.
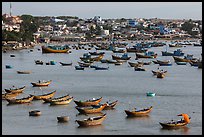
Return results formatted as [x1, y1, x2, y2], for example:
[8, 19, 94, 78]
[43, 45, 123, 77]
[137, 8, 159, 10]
[42, 94, 70, 103]
[74, 97, 103, 107]
[152, 60, 159, 64]
[59, 62, 72, 66]
[128, 62, 143, 67]
[136, 51, 157, 59]
[161, 49, 184, 56]
[106, 59, 118, 64]
[5, 65, 13, 69]
[134, 66, 146, 71]
[125, 106, 153, 117]
[2, 92, 21, 100]
[31, 80, 52, 87]
[32, 90, 56, 100]
[78, 61, 92, 67]
[152, 70, 167, 75]
[169, 43, 183, 47]
[6, 95, 34, 104]
[189, 61, 199, 67]
[4, 86, 26, 93]
[112, 48, 126, 53]
[80, 54, 104, 62]
[126, 47, 148, 53]
[156, 60, 172, 66]
[173, 55, 194, 62]
[75, 65, 85, 70]
[75, 113, 106, 127]
[50, 97, 73, 105]
[35, 60, 43, 65]
[94, 66, 109, 70]
[112, 53, 131, 60]
[10, 54, 15, 57]
[137, 61, 152, 65]
[146, 92, 156, 97]
[29, 110, 41, 116]
[17, 71, 32, 74]
[57, 116, 69, 122]
[41, 44, 70, 53]
[89, 51, 105, 55]
[159, 113, 191, 129]
[103, 100, 118, 110]
[176, 62, 187, 65]
[75, 103, 107, 114]
[156, 71, 166, 78]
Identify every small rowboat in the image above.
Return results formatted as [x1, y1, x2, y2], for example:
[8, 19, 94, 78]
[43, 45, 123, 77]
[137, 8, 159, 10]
[5, 65, 13, 69]
[35, 60, 43, 65]
[146, 92, 156, 97]
[32, 90, 56, 100]
[6, 95, 34, 104]
[50, 97, 73, 105]
[152, 70, 167, 75]
[173, 56, 191, 62]
[159, 121, 189, 129]
[112, 54, 131, 60]
[59, 62, 72, 66]
[29, 110, 41, 116]
[75, 103, 107, 114]
[125, 106, 153, 117]
[104, 100, 118, 110]
[137, 61, 152, 65]
[74, 97, 103, 107]
[156, 71, 166, 78]
[94, 66, 109, 70]
[42, 94, 70, 103]
[176, 62, 187, 65]
[128, 62, 143, 67]
[159, 113, 191, 129]
[134, 67, 146, 71]
[17, 71, 32, 74]
[75, 66, 85, 70]
[4, 86, 26, 93]
[31, 80, 52, 87]
[57, 116, 69, 122]
[75, 113, 106, 127]
[78, 61, 92, 67]
[2, 92, 21, 100]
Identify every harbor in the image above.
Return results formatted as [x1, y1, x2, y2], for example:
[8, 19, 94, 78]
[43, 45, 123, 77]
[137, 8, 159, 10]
[2, 41, 202, 135]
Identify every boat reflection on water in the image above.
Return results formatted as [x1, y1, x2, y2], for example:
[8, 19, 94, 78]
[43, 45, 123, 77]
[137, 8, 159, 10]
[125, 115, 150, 120]
[160, 126, 190, 135]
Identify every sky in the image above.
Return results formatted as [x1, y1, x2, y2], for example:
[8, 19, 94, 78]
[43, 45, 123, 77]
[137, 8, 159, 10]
[2, 2, 202, 20]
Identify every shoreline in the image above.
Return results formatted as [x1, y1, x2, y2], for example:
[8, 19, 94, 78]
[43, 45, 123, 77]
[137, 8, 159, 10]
[2, 38, 201, 52]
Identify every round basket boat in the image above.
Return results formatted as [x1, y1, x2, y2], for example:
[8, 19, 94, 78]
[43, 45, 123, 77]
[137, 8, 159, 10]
[29, 110, 41, 116]
[57, 116, 69, 122]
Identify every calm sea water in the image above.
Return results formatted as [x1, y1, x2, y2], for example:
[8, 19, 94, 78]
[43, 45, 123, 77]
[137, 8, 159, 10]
[2, 42, 202, 135]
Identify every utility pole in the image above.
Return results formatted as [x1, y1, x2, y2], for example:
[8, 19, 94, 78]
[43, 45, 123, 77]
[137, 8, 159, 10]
[10, 2, 12, 17]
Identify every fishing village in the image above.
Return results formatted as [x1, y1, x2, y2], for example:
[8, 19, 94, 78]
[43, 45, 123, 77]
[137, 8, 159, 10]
[2, 2, 202, 135]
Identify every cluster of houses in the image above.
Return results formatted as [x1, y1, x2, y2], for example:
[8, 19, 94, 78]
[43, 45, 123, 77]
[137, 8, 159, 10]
[2, 14, 202, 48]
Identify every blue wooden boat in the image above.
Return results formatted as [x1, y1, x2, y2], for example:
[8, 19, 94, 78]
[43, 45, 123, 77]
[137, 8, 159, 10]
[50, 60, 56, 65]
[146, 92, 156, 97]
[5, 65, 13, 69]
[161, 49, 184, 56]
[75, 66, 84, 70]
